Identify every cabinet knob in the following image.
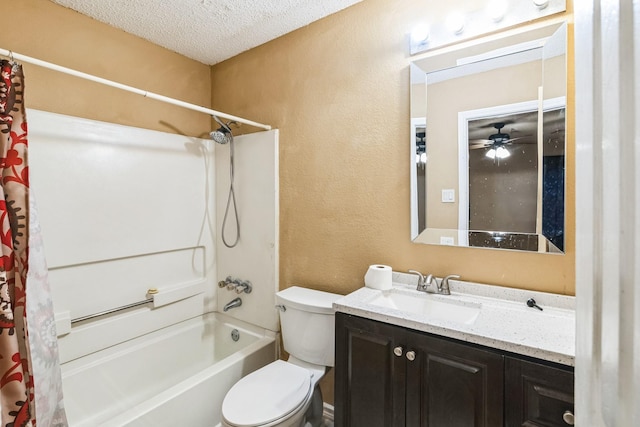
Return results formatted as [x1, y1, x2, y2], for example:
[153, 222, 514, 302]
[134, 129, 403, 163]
[393, 346, 403, 357]
[406, 351, 416, 361]
[562, 410, 575, 425]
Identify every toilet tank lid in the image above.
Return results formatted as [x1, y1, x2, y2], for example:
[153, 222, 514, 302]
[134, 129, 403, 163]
[276, 286, 342, 314]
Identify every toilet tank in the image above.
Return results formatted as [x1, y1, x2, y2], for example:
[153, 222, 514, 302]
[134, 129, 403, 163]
[276, 286, 342, 367]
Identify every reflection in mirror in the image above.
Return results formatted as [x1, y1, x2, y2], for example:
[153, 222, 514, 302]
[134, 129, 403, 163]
[410, 21, 567, 253]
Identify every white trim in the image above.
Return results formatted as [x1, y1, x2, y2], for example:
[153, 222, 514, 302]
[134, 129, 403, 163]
[575, 1, 640, 425]
[457, 38, 547, 66]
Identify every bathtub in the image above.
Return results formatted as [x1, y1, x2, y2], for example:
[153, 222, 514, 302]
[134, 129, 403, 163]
[60, 312, 277, 426]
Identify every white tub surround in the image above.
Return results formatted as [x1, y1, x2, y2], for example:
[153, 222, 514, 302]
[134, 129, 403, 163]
[334, 273, 575, 366]
[215, 130, 280, 332]
[28, 109, 281, 425]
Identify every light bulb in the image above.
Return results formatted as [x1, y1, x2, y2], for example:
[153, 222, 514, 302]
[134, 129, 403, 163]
[410, 24, 431, 46]
[416, 152, 427, 164]
[495, 146, 511, 159]
[485, 148, 496, 159]
[533, 0, 549, 8]
[487, 0, 508, 22]
[446, 12, 465, 35]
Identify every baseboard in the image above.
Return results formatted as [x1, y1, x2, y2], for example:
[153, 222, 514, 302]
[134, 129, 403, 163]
[323, 403, 334, 421]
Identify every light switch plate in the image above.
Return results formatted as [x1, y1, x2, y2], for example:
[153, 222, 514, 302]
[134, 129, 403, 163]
[440, 236, 455, 245]
[442, 189, 455, 203]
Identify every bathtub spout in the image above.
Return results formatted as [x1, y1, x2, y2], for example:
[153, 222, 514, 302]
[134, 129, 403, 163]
[223, 297, 242, 312]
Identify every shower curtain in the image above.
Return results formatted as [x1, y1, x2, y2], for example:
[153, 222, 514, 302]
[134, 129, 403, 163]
[0, 61, 67, 426]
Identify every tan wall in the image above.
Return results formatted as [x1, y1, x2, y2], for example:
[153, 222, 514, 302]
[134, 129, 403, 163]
[0, 0, 211, 137]
[211, 0, 575, 297]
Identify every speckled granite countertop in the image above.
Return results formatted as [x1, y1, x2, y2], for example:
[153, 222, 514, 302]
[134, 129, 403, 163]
[333, 272, 575, 366]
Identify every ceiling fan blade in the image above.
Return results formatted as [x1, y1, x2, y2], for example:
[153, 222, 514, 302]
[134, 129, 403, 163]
[478, 120, 515, 128]
[469, 139, 492, 145]
[504, 136, 532, 144]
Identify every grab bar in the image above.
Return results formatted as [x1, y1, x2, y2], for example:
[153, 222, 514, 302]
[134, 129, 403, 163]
[70, 298, 153, 324]
[66, 281, 203, 326]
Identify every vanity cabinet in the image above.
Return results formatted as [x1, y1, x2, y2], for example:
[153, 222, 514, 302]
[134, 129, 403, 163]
[334, 313, 574, 427]
[505, 357, 575, 426]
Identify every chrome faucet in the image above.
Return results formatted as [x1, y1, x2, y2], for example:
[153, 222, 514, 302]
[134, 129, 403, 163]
[223, 297, 242, 312]
[408, 271, 460, 295]
[424, 274, 440, 292]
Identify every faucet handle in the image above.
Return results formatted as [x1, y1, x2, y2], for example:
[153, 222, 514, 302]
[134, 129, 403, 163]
[235, 280, 253, 294]
[440, 275, 460, 294]
[408, 270, 426, 290]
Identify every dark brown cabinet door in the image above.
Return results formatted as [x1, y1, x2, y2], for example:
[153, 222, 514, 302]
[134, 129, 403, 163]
[505, 357, 575, 427]
[405, 330, 504, 427]
[335, 314, 504, 427]
[334, 313, 406, 427]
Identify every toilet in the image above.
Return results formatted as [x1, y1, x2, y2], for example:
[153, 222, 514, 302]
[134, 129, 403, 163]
[221, 286, 341, 427]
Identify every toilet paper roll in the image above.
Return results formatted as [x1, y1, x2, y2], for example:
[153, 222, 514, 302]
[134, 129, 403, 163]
[364, 264, 393, 290]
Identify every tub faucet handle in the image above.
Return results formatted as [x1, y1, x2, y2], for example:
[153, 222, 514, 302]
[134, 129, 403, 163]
[219, 276, 235, 288]
[228, 278, 243, 291]
[235, 280, 253, 294]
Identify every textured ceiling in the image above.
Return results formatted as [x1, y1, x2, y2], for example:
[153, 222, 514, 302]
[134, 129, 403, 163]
[50, 0, 361, 65]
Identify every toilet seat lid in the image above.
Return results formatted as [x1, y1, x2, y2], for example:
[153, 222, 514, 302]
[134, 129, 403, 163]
[222, 360, 312, 426]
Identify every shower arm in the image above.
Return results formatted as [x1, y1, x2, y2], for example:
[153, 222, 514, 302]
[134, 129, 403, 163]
[0, 47, 271, 131]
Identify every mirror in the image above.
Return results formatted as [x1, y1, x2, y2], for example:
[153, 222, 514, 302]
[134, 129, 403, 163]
[410, 22, 567, 253]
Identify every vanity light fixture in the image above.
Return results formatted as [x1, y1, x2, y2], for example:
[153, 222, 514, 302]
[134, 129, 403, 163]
[409, 0, 566, 55]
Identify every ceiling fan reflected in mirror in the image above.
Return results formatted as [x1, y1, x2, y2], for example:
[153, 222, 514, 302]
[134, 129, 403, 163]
[469, 122, 529, 160]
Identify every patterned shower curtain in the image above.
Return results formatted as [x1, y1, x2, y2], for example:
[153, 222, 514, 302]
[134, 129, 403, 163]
[0, 61, 67, 426]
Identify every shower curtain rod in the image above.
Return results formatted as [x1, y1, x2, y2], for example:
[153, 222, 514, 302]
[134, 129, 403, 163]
[0, 48, 271, 131]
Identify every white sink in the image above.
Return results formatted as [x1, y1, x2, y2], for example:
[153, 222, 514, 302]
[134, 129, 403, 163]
[366, 290, 481, 325]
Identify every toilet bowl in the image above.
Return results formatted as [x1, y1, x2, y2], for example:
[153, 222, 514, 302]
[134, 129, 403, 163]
[221, 286, 341, 427]
[221, 359, 324, 427]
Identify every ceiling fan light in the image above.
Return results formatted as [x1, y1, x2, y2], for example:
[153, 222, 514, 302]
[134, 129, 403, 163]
[485, 148, 497, 159]
[496, 146, 511, 159]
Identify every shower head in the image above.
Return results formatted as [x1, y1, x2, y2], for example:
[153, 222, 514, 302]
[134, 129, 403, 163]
[210, 116, 237, 145]
[210, 127, 231, 144]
